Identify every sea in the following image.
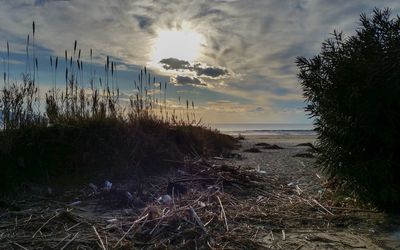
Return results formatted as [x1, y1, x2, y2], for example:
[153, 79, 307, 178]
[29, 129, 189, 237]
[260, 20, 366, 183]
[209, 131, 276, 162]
[209, 123, 316, 136]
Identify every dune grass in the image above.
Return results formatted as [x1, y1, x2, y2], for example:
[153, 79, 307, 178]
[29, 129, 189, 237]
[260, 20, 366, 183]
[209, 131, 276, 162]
[0, 23, 235, 192]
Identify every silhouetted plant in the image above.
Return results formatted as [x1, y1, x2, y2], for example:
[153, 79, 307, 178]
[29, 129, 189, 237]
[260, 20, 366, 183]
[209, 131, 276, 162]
[0, 24, 233, 192]
[1, 25, 200, 129]
[296, 8, 400, 210]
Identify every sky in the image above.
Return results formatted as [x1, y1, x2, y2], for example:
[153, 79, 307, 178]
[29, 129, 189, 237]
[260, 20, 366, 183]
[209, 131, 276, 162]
[1, 0, 400, 125]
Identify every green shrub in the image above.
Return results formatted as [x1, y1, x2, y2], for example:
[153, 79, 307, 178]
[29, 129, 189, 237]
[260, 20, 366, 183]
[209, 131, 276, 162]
[296, 8, 400, 210]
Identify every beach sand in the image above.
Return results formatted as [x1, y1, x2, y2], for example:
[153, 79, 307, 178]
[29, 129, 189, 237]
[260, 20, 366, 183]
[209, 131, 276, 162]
[227, 134, 400, 249]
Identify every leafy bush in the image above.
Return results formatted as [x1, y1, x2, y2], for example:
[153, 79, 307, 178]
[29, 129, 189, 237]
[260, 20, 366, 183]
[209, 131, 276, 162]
[296, 8, 400, 210]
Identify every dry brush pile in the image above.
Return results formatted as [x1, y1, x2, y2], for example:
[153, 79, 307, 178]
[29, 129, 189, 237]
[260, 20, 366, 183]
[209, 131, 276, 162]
[0, 156, 381, 249]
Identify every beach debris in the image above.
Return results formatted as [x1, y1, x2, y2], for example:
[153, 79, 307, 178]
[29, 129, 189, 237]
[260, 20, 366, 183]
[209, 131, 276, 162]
[157, 194, 172, 204]
[198, 201, 206, 208]
[212, 156, 225, 160]
[295, 185, 303, 195]
[255, 165, 267, 174]
[312, 198, 334, 216]
[92, 226, 106, 250]
[194, 157, 212, 167]
[298, 160, 306, 168]
[61, 232, 79, 250]
[126, 191, 134, 203]
[167, 182, 187, 196]
[217, 196, 229, 231]
[1, 155, 373, 249]
[32, 211, 60, 238]
[107, 218, 118, 223]
[318, 189, 325, 199]
[177, 169, 187, 175]
[207, 185, 220, 193]
[189, 206, 207, 233]
[104, 180, 112, 191]
[89, 183, 98, 192]
[69, 200, 81, 206]
[113, 213, 149, 248]
[123, 191, 146, 208]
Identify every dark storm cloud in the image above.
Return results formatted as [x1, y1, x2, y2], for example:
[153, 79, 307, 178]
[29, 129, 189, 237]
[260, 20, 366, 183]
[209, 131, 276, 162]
[160, 58, 191, 70]
[193, 64, 228, 78]
[160, 58, 229, 78]
[174, 75, 204, 86]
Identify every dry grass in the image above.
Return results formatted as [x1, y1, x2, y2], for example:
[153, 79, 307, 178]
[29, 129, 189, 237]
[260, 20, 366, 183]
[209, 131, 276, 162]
[1, 23, 199, 131]
[0, 23, 236, 192]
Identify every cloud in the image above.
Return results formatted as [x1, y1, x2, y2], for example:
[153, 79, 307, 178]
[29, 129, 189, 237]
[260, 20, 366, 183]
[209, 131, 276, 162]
[2, 0, 400, 123]
[193, 64, 228, 78]
[34, 0, 70, 6]
[176, 89, 201, 95]
[160, 58, 191, 70]
[173, 75, 204, 86]
[133, 15, 153, 30]
[160, 58, 229, 78]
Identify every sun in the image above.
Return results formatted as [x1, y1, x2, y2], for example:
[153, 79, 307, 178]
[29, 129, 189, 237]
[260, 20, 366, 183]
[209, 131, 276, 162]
[150, 25, 204, 67]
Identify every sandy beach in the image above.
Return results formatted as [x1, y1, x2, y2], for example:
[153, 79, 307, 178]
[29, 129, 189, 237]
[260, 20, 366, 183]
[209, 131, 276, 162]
[228, 134, 400, 249]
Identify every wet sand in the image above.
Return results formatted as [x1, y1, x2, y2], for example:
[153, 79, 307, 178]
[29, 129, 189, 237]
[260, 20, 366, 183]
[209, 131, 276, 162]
[228, 134, 400, 249]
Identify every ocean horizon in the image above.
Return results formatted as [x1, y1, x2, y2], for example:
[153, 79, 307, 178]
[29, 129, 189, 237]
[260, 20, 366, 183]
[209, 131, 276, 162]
[209, 123, 316, 136]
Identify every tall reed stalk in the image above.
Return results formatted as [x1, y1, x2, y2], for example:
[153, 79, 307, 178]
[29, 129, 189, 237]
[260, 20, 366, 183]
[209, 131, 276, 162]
[1, 25, 200, 130]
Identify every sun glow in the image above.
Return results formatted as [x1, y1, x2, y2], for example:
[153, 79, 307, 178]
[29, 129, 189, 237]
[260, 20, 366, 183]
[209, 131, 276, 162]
[150, 26, 204, 67]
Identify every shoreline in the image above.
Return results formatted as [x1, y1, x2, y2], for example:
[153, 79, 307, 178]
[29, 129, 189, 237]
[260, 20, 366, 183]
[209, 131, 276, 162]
[237, 133, 317, 143]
